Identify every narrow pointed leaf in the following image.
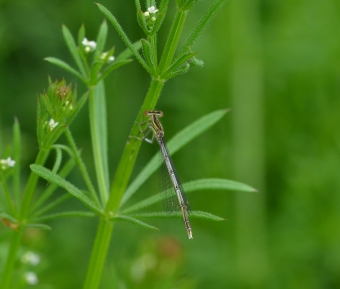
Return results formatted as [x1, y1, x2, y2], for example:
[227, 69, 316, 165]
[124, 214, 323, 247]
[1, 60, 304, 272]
[62, 25, 86, 76]
[113, 215, 159, 231]
[132, 210, 225, 221]
[33, 211, 95, 222]
[90, 81, 110, 204]
[77, 25, 86, 47]
[30, 164, 102, 214]
[26, 223, 51, 230]
[95, 20, 108, 60]
[162, 52, 196, 79]
[121, 109, 230, 205]
[115, 41, 142, 62]
[141, 39, 156, 73]
[178, 0, 227, 55]
[51, 146, 62, 174]
[66, 91, 88, 125]
[121, 178, 255, 214]
[96, 3, 151, 73]
[137, 8, 149, 35]
[33, 194, 71, 218]
[96, 59, 133, 84]
[44, 57, 86, 82]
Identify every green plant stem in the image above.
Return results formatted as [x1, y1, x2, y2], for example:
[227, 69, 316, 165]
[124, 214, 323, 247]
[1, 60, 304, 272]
[0, 227, 23, 289]
[89, 84, 109, 206]
[0, 149, 49, 289]
[158, 9, 187, 74]
[19, 150, 50, 219]
[83, 218, 114, 289]
[106, 78, 164, 214]
[65, 128, 101, 208]
[1, 181, 16, 217]
[83, 78, 164, 289]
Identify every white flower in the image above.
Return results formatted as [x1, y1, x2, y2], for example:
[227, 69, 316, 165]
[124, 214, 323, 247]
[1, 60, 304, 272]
[100, 52, 115, 62]
[147, 6, 158, 14]
[21, 251, 41, 266]
[24, 272, 39, 285]
[48, 119, 59, 130]
[82, 37, 97, 52]
[0, 157, 15, 169]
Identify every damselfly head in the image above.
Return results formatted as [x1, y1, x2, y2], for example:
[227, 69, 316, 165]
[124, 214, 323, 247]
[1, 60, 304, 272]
[144, 110, 164, 117]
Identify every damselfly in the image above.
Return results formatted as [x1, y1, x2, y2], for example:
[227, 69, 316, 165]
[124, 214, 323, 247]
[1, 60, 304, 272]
[137, 110, 193, 239]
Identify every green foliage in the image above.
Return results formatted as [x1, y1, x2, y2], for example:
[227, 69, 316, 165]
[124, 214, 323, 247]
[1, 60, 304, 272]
[0, 1, 254, 289]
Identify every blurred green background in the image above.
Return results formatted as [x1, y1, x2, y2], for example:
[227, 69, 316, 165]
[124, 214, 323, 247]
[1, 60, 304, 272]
[1, 0, 339, 288]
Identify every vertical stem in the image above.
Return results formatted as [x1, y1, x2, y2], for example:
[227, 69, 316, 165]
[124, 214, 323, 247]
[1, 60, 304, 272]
[158, 9, 187, 74]
[0, 149, 49, 289]
[229, 0, 268, 287]
[0, 228, 23, 289]
[105, 78, 165, 214]
[19, 150, 50, 220]
[83, 218, 114, 289]
[83, 79, 164, 289]
[89, 82, 109, 206]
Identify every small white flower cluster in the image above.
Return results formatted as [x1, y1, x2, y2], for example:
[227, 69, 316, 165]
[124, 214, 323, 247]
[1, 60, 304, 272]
[21, 251, 41, 266]
[0, 157, 15, 170]
[144, 6, 158, 21]
[22, 251, 41, 285]
[100, 52, 115, 63]
[25, 272, 39, 285]
[82, 37, 97, 53]
[46, 118, 59, 130]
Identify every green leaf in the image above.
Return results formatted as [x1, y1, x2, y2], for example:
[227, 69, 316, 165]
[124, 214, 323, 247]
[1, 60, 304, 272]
[162, 52, 196, 79]
[136, 7, 149, 35]
[178, 0, 227, 55]
[115, 40, 142, 62]
[25, 223, 51, 230]
[141, 39, 155, 73]
[150, 0, 169, 35]
[44, 57, 86, 83]
[184, 178, 258, 193]
[90, 81, 110, 204]
[121, 109, 230, 206]
[121, 178, 255, 214]
[77, 24, 85, 47]
[12, 118, 21, 208]
[96, 3, 151, 73]
[64, 129, 100, 207]
[131, 210, 225, 221]
[51, 146, 63, 174]
[112, 215, 159, 231]
[30, 164, 102, 214]
[33, 211, 95, 222]
[96, 59, 133, 84]
[95, 20, 108, 60]
[62, 25, 86, 76]
[33, 194, 71, 218]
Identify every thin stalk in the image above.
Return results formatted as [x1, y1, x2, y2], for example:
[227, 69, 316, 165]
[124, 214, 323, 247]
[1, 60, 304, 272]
[19, 149, 50, 219]
[0, 227, 23, 289]
[65, 128, 101, 208]
[82, 78, 164, 289]
[83, 218, 114, 289]
[158, 9, 187, 74]
[0, 149, 49, 289]
[88, 85, 109, 205]
[106, 78, 164, 214]
[1, 182, 16, 217]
